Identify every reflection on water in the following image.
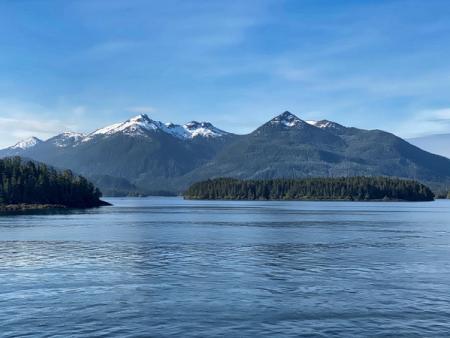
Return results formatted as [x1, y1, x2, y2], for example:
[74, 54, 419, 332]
[1, 197, 450, 337]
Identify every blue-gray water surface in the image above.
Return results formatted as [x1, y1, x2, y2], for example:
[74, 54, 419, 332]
[1, 197, 450, 337]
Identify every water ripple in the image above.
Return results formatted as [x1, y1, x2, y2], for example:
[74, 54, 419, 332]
[1, 198, 450, 337]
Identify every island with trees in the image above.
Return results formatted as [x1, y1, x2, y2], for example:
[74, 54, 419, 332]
[0, 157, 110, 212]
[184, 177, 435, 202]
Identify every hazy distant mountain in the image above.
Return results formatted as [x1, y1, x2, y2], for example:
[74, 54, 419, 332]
[2, 111, 450, 194]
[407, 134, 450, 159]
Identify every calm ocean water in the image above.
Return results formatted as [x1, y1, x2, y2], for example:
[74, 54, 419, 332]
[1, 197, 450, 337]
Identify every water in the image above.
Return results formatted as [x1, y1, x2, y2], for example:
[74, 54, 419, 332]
[1, 197, 450, 337]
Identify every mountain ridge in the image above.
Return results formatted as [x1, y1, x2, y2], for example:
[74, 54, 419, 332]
[0, 113, 231, 156]
[1, 111, 450, 195]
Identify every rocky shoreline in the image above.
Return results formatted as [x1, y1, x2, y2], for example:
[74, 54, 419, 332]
[0, 201, 112, 213]
[0, 204, 68, 212]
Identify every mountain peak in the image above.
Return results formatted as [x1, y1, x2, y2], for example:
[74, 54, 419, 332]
[10, 136, 43, 150]
[183, 121, 229, 138]
[129, 114, 152, 123]
[49, 132, 86, 148]
[88, 114, 230, 140]
[281, 110, 295, 116]
[185, 121, 206, 129]
[90, 114, 162, 138]
[269, 111, 306, 128]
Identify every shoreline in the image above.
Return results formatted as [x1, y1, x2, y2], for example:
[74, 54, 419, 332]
[0, 201, 111, 213]
[0, 204, 68, 212]
[183, 197, 435, 202]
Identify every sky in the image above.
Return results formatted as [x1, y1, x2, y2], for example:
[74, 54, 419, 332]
[1, 0, 450, 147]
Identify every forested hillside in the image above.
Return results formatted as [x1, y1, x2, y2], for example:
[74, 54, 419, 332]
[184, 177, 435, 201]
[0, 157, 108, 208]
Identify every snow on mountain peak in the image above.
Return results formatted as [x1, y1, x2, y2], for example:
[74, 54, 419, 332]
[90, 114, 163, 138]
[129, 114, 153, 124]
[50, 132, 86, 147]
[270, 111, 307, 128]
[10, 137, 43, 150]
[87, 114, 228, 140]
[1, 114, 230, 151]
[306, 120, 345, 130]
[165, 122, 191, 139]
[183, 121, 228, 138]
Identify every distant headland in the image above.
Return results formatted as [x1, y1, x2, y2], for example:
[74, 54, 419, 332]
[0, 157, 110, 213]
[184, 177, 435, 202]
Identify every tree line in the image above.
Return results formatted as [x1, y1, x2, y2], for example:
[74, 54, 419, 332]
[0, 157, 106, 207]
[184, 177, 435, 201]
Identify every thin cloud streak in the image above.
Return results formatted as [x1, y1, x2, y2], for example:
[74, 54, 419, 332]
[394, 108, 450, 138]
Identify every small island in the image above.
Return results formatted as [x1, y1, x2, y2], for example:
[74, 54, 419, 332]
[184, 177, 435, 202]
[0, 157, 110, 212]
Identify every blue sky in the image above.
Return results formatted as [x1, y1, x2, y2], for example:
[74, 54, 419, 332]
[1, 0, 450, 146]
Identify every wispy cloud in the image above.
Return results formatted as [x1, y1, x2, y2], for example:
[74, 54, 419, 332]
[85, 40, 144, 58]
[0, 99, 84, 147]
[394, 108, 450, 138]
[0, 117, 69, 138]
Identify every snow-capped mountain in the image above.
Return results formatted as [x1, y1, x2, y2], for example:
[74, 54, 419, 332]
[89, 114, 164, 138]
[268, 111, 309, 128]
[0, 113, 237, 195]
[183, 121, 228, 138]
[306, 119, 347, 131]
[0, 114, 231, 155]
[88, 114, 229, 140]
[10, 136, 43, 150]
[266, 112, 346, 133]
[0, 136, 44, 156]
[48, 132, 85, 148]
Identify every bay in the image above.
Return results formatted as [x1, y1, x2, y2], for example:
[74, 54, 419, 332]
[1, 197, 450, 337]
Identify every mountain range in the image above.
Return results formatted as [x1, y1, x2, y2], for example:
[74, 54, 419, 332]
[1, 111, 450, 195]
